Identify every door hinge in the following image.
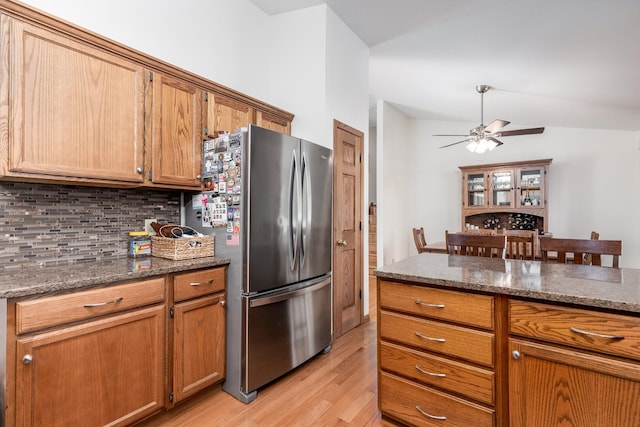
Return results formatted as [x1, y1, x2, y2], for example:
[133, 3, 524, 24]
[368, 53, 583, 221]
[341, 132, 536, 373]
[169, 392, 174, 403]
[359, 221, 362, 231]
[359, 289, 362, 299]
[204, 126, 209, 136]
[148, 71, 153, 82]
[169, 307, 174, 318]
[360, 153, 362, 163]
[204, 93, 209, 102]
[148, 170, 152, 181]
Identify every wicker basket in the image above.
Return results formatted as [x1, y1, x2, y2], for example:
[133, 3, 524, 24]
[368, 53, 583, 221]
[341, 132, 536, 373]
[151, 235, 214, 260]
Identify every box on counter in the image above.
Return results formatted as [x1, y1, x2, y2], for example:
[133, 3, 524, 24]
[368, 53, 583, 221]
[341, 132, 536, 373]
[151, 235, 214, 260]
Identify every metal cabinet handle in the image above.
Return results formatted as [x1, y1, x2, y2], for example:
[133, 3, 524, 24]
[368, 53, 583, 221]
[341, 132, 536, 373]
[336, 239, 347, 246]
[415, 300, 445, 308]
[189, 279, 214, 286]
[415, 332, 446, 343]
[22, 354, 33, 365]
[220, 300, 226, 307]
[196, 175, 202, 180]
[136, 167, 143, 174]
[415, 364, 446, 377]
[415, 405, 446, 420]
[569, 327, 625, 340]
[83, 297, 124, 308]
[512, 350, 521, 360]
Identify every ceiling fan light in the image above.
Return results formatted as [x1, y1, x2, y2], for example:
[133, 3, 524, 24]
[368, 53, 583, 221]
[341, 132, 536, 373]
[466, 141, 478, 152]
[487, 139, 499, 151]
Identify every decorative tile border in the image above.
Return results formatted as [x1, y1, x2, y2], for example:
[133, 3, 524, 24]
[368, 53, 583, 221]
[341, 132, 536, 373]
[0, 182, 180, 269]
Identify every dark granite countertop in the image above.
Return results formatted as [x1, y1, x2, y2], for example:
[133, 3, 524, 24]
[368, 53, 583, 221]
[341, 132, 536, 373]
[375, 253, 640, 314]
[0, 256, 230, 299]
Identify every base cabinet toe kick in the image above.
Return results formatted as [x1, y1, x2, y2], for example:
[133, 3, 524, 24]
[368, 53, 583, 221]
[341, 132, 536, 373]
[376, 279, 640, 427]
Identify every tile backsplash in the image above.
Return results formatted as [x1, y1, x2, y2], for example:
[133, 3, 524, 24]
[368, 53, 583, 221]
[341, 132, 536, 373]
[0, 182, 181, 269]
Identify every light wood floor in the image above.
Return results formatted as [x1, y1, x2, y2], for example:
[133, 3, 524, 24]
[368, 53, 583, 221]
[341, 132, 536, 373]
[140, 292, 391, 426]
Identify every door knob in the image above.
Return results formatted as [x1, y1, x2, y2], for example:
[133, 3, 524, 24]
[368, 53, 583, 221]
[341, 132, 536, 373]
[22, 354, 33, 365]
[336, 239, 347, 246]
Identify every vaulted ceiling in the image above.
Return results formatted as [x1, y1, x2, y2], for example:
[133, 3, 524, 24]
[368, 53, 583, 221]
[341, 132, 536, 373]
[250, 0, 640, 131]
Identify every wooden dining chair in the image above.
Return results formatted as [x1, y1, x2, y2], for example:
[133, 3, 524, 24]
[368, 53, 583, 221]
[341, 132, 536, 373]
[539, 238, 622, 268]
[502, 229, 537, 260]
[584, 231, 600, 264]
[412, 227, 428, 253]
[445, 230, 507, 259]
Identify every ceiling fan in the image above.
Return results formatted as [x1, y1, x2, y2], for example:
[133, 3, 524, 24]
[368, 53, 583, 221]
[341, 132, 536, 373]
[435, 85, 544, 153]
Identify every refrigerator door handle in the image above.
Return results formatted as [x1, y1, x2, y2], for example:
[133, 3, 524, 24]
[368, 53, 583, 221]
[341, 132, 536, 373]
[288, 150, 300, 272]
[300, 151, 311, 268]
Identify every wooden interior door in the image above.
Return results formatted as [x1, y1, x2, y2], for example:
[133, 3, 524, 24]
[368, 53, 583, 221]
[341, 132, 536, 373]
[332, 120, 364, 338]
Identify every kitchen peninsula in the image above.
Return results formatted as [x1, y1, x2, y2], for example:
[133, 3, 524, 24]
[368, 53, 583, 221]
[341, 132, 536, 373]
[375, 253, 640, 427]
[0, 256, 230, 426]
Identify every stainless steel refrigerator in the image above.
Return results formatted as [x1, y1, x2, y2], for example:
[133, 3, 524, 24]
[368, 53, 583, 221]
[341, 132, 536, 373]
[183, 125, 333, 403]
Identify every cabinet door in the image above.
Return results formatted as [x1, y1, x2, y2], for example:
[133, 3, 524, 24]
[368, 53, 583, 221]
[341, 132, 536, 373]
[150, 72, 203, 188]
[206, 93, 254, 135]
[172, 293, 225, 403]
[463, 171, 487, 208]
[255, 110, 291, 135]
[509, 338, 640, 427]
[516, 166, 545, 208]
[489, 169, 514, 208]
[1, 16, 145, 183]
[15, 305, 165, 427]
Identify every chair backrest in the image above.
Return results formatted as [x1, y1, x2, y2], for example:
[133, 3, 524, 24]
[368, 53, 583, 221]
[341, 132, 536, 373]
[539, 237, 622, 268]
[503, 229, 537, 260]
[584, 231, 600, 264]
[412, 227, 428, 253]
[445, 231, 507, 258]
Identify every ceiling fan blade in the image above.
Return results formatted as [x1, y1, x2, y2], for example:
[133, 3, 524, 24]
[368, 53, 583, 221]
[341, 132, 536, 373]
[487, 137, 503, 147]
[433, 134, 469, 137]
[439, 138, 471, 149]
[484, 119, 510, 133]
[498, 127, 545, 137]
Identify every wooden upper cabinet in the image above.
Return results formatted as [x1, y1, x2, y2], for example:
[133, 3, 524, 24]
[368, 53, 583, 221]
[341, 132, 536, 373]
[148, 72, 203, 188]
[256, 110, 291, 135]
[0, 15, 145, 184]
[206, 93, 254, 136]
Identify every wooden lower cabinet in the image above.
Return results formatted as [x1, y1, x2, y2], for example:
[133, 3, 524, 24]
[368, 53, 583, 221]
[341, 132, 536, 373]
[15, 305, 165, 427]
[378, 279, 640, 427]
[170, 266, 227, 405]
[172, 293, 226, 403]
[509, 338, 640, 427]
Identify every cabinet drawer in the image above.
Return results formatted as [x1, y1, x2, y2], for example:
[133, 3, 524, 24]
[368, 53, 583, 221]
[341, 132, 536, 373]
[379, 280, 494, 329]
[380, 310, 494, 367]
[510, 300, 640, 361]
[174, 267, 226, 302]
[16, 278, 165, 334]
[380, 341, 495, 405]
[380, 372, 494, 427]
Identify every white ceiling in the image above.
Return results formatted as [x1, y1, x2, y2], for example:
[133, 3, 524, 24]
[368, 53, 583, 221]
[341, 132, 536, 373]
[250, 0, 640, 131]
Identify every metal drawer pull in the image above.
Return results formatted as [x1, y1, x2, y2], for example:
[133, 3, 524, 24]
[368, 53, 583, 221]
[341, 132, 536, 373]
[416, 405, 446, 420]
[415, 332, 446, 343]
[190, 279, 214, 286]
[415, 300, 445, 308]
[415, 364, 446, 377]
[569, 327, 625, 340]
[83, 297, 124, 308]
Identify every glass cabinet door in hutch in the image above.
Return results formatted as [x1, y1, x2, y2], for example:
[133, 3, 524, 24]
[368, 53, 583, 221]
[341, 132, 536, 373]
[464, 172, 487, 208]
[490, 169, 514, 208]
[517, 166, 545, 208]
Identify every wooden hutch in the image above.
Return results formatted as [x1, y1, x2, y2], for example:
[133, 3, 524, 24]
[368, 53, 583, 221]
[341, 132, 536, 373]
[459, 159, 552, 233]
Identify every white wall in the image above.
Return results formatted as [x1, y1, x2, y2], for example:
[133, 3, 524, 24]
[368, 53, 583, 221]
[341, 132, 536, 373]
[377, 101, 413, 266]
[381, 116, 640, 268]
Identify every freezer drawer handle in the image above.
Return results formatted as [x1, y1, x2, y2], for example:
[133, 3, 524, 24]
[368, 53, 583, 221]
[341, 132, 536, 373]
[190, 279, 214, 286]
[249, 278, 330, 308]
[83, 297, 124, 308]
